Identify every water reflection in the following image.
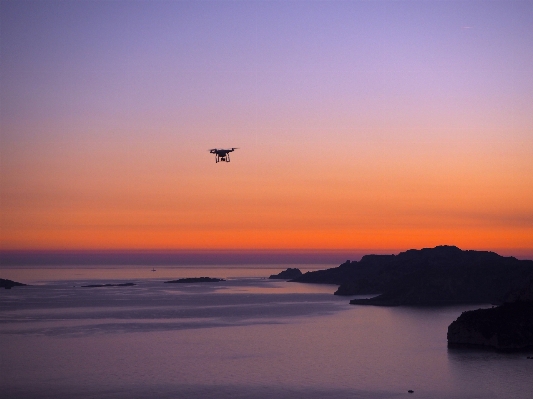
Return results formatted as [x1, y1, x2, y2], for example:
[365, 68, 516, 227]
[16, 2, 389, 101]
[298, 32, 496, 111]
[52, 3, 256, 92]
[2, 268, 532, 399]
[214, 279, 338, 295]
[0, 277, 348, 337]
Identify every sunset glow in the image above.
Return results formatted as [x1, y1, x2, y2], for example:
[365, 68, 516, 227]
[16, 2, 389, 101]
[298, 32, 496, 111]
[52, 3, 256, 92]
[1, 1, 532, 257]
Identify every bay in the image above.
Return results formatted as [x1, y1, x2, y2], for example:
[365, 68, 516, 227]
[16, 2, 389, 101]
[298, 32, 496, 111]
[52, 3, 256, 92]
[1, 266, 532, 398]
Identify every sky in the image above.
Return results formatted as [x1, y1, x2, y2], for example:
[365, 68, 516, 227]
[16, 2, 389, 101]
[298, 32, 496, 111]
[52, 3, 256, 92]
[1, 1, 532, 257]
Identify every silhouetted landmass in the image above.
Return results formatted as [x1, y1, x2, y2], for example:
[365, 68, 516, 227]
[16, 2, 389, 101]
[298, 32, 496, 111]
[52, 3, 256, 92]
[0, 278, 27, 289]
[164, 277, 225, 283]
[447, 275, 533, 350]
[291, 246, 533, 306]
[81, 283, 136, 288]
[269, 268, 302, 279]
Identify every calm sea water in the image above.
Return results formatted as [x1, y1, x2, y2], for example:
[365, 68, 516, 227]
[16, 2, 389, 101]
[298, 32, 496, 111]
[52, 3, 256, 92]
[1, 266, 532, 399]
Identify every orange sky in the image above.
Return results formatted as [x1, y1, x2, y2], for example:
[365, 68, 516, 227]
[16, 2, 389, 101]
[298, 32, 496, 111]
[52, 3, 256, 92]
[2, 129, 532, 254]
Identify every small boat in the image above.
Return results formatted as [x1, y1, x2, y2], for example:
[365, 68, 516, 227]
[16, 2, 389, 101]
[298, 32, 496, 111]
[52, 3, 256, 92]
[151, 268, 156, 272]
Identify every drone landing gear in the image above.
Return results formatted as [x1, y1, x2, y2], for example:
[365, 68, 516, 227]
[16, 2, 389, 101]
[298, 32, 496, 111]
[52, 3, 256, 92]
[215, 155, 230, 163]
[211, 148, 236, 163]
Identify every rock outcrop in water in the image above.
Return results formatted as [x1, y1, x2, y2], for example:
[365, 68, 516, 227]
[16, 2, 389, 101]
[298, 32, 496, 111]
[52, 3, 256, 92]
[269, 268, 302, 279]
[81, 283, 136, 288]
[164, 277, 225, 283]
[291, 246, 533, 306]
[0, 278, 27, 289]
[447, 275, 533, 350]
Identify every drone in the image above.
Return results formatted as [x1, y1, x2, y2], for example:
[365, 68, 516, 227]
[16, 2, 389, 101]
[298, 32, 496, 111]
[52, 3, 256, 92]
[209, 148, 238, 163]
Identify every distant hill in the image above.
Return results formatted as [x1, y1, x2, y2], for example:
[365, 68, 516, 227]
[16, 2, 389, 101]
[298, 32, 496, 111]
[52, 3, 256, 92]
[269, 268, 303, 279]
[291, 246, 533, 306]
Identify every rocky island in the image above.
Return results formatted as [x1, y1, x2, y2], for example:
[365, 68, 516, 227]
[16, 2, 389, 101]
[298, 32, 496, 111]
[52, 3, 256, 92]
[164, 277, 225, 283]
[291, 246, 533, 306]
[81, 283, 136, 288]
[269, 268, 302, 279]
[0, 278, 27, 289]
[447, 275, 533, 350]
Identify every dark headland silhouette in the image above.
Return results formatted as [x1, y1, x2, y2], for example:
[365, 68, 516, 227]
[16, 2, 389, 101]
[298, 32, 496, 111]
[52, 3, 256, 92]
[447, 274, 533, 350]
[291, 246, 533, 306]
[269, 268, 303, 279]
[0, 278, 27, 289]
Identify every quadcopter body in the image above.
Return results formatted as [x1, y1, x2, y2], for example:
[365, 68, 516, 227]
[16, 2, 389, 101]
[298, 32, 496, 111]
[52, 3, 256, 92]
[209, 148, 238, 163]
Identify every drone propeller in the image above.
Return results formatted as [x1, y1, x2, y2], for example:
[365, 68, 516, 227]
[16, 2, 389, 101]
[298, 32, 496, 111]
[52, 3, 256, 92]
[208, 148, 238, 152]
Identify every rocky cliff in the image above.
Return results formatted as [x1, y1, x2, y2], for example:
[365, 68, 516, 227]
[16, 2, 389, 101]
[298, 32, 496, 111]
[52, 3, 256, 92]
[447, 274, 533, 350]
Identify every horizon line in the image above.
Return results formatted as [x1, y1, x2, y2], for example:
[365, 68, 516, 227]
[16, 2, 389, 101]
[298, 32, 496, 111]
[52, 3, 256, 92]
[1, 246, 532, 265]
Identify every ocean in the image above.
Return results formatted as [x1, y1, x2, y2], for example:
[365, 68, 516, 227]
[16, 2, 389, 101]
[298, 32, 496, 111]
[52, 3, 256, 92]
[1, 266, 532, 399]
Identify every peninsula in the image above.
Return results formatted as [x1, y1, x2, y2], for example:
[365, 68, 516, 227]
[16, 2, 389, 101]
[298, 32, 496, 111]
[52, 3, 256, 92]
[0, 278, 27, 289]
[291, 246, 533, 306]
